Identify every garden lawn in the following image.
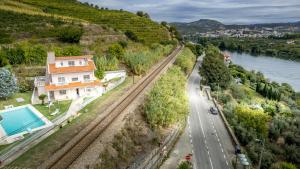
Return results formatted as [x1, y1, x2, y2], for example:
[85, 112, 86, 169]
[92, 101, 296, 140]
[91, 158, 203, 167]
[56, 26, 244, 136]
[33, 100, 72, 121]
[0, 92, 31, 110]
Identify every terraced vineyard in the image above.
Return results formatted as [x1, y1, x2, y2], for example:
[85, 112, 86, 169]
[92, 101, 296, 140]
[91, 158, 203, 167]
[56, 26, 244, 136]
[1, 0, 170, 45]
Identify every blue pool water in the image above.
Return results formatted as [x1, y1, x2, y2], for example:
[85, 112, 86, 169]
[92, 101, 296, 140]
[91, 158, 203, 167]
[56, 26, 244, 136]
[0, 107, 45, 136]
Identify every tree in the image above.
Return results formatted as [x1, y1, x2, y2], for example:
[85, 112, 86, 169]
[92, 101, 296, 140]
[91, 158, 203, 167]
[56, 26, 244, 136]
[0, 50, 9, 67]
[200, 46, 231, 89]
[95, 69, 104, 80]
[38, 94, 47, 105]
[136, 11, 150, 18]
[125, 30, 139, 42]
[107, 43, 124, 60]
[161, 21, 168, 27]
[58, 26, 84, 43]
[0, 68, 18, 99]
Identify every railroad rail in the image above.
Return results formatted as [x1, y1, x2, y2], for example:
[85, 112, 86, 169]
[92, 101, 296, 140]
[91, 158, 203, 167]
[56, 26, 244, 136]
[39, 45, 184, 169]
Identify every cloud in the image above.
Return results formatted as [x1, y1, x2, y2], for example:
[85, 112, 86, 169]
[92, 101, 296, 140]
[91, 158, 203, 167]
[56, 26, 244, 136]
[81, 0, 300, 24]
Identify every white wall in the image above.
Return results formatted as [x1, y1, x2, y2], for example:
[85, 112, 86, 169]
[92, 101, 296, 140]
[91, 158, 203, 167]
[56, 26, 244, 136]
[55, 59, 88, 68]
[52, 86, 103, 101]
[51, 71, 95, 85]
[102, 70, 126, 82]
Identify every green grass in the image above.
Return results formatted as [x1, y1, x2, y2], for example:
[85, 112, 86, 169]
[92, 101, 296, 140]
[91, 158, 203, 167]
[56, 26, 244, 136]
[33, 100, 72, 120]
[0, 92, 31, 110]
[9, 77, 135, 168]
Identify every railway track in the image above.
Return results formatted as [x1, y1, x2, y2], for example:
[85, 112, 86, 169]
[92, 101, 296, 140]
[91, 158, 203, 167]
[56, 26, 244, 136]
[39, 45, 183, 169]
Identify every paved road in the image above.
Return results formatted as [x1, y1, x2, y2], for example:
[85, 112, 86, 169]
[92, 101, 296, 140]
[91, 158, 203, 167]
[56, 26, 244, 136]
[187, 56, 235, 169]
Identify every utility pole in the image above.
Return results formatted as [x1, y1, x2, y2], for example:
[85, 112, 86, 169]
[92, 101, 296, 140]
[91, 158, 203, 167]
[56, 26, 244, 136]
[257, 139, 265, 169]
[216, 83, 220, 101]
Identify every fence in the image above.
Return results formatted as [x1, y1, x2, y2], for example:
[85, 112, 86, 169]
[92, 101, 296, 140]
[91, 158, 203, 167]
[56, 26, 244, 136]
[129, 127, 181, 169]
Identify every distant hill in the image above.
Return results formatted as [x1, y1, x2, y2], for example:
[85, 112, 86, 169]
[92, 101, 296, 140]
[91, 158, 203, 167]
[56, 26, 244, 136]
[172, 19, 225, 34]
[171, 19, 300, 35]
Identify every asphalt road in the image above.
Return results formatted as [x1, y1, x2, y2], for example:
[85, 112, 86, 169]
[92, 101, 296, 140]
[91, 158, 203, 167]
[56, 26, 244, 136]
[187, 56, 235, 169]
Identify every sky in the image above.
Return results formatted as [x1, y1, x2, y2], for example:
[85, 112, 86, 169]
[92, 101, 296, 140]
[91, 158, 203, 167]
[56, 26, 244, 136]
[81, 0, 300, 24]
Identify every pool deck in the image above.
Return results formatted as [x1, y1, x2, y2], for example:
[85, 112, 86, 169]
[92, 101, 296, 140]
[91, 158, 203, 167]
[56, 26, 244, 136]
[0, 126, 6, 141]
[0, 105, 53, 145]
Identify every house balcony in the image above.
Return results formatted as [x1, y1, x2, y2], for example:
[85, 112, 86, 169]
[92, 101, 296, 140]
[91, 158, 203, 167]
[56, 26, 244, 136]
[34, 76, 46, 87]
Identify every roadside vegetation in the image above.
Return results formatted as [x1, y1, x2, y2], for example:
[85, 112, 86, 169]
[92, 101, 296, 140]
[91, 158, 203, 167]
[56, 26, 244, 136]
[200, 45, 300, 169]
[196, 35, 300, 61]
[175, 47, 197, 74]
[144, 47, 196, 128]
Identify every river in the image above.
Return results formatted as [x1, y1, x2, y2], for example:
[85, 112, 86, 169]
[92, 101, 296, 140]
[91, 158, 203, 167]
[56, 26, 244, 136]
[226, 51, 300, 91]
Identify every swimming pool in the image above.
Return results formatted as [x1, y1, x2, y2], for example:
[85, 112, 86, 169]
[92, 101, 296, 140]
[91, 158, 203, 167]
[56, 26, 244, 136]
[0, 105, 52, 144]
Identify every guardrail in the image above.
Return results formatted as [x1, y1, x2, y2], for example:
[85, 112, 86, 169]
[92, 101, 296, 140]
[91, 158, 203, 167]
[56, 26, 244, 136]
[211, 98, 240, 147]
[128, 127, 181, 169]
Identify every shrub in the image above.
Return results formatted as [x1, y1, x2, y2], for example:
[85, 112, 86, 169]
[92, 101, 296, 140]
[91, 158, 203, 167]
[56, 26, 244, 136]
[144, 66, 188, 128]
[230, 84, 247, 100]
[0, 68, 18, 99]
[271, 162, 297, 169]
[124, 45, 172, 75]
[58, 26, 83, 43]
[118, 41, 128, 48]
[235, 105, 270, 138]
[125, 30, 139, 42]
[107, 43, 124, 60]
[38, 94, 47, 105]
[175, 48, 196, 75]
[177, 161, 192, 169]
[18, 79, 33, 93]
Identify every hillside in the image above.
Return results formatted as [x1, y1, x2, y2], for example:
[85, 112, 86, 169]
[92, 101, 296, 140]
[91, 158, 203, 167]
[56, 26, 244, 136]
[171, 19, 300, 35]
[172, 19, 225, 34]
[0, 0, 170, 45]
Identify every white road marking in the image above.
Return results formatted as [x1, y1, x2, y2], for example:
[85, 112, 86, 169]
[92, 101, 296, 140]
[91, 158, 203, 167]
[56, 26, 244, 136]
[196, 111, 214, 169]
[211, 116, 230, 169]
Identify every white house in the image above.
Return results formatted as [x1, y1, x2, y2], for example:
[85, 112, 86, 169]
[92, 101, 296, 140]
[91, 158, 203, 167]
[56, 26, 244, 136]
[33, 52, 103, 103]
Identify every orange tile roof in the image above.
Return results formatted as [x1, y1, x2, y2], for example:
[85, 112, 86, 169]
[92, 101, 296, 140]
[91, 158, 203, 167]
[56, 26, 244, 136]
[55, 55, 93, 60]
[45, 80, 101, 91]
[48, 61, 96, 74]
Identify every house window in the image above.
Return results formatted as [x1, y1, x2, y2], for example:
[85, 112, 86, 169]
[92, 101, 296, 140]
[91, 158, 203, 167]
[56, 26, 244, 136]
[72, 77, 79, 82]
[68, 61, 75, 66]
[83, 75, 90, 81]
[60, 62, 63, 66]
[86, 87, 92, 92]
[59, 90, 66, 95]
[79, 61, 82, 65]
[58, 77, 65, 83]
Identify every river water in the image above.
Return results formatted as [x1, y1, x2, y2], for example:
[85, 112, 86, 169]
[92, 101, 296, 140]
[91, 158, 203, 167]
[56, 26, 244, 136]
[226, 51, 300, 91]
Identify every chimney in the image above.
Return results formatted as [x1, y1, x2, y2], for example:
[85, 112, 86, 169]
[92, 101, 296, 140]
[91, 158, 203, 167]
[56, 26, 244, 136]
[47, 52, 55, 64]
